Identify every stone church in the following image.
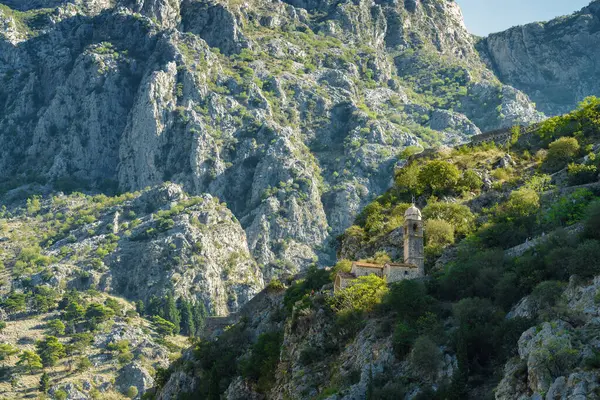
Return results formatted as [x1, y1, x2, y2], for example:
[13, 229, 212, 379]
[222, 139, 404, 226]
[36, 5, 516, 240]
[334, 204, 425, 291]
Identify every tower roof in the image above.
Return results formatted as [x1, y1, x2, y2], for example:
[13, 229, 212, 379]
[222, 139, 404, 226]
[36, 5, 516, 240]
[404, 204, 422, 220]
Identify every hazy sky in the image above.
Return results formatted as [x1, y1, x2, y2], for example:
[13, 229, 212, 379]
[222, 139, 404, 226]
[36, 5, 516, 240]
[456, 0, 591, 36]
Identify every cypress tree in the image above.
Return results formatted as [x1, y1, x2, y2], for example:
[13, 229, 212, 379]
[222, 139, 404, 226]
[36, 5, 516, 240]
[39, 372, 50, 393]
[163, 293, 180, 332]
[178, 299, 195, 336]
[192, 301, 207, 336]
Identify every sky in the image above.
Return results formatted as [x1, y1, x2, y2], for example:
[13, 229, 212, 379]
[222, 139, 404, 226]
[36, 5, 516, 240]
[456, 0, 592, 36]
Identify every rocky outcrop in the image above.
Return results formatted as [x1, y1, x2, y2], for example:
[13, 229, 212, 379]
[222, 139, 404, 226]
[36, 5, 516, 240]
[496, 276, 600, 399]
[479, 1, 600, 116]
[0, 0, 548, 278]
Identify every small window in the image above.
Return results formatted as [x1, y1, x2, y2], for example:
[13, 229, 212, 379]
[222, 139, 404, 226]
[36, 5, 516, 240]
[413, 223, 418, 232]
[404, 271, 408, 276]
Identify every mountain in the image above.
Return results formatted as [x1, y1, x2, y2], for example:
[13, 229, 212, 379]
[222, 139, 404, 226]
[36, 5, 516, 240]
[156, 98, 600, 400]
[478, 1, 600, 116]
[0, 0, 549, 280]
[0, 0, 599, 399]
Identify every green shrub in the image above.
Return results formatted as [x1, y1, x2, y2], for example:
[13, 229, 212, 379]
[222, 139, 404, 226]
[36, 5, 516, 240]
[410, 336, 442, 379]
[544, 188, 594, 228]
[17, 350, 43, 373]
[425, 219, 455, 256]
[418, 161, 460, 194]
[126, 386, 138, 399]
[35, 336, 65, 367]
[54, 389, 68, 400]
[283, 265, 330, 312]
[567, 163, 598, 185]
[240, 331, 283, 393]
[152, 315, 177, 337]
[531, 281, 565, 308]
[422, 202, 475, 236]
[458, 170, 483, 192]
[531, 337, 578, 378]
[393, 321, 417, 358]
[328, 275, 388, 314]
[77, 356, 92, 372]
[46, 319, 66, 336]
[544, 137, 580, 172]
[584, 200, 600, 240]
[85, 303, 115, 323]
[266, 279, 285, 293]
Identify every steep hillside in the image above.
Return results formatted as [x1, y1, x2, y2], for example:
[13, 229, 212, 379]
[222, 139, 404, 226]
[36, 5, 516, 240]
[0, 0, 545, 276]
[155, 99, 600, 399]
[478, 0, 600, 116]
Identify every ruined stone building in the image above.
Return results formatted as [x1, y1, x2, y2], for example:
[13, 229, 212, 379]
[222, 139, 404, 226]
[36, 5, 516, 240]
[334, 204, 425, 291]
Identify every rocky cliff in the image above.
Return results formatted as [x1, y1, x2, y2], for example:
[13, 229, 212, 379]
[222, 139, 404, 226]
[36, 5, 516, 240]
[478, 0, 600, 116]
[0, 0, 548, 278]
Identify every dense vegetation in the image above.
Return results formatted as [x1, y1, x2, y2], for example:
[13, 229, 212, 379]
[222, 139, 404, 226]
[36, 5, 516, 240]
[172, 98, 600, 398]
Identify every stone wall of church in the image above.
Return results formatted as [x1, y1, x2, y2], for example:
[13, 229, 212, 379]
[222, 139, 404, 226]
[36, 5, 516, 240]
[384, 265, 421, 282]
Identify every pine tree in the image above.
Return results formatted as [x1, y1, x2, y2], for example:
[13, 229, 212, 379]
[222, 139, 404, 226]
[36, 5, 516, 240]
[39, 372, 50, 393]
[147, 295, 163, 317]
[178, 299, 194, 336]
[135, 300, 145, 316]
[192, 301, 207, 336]
[163, 293, 180, 332]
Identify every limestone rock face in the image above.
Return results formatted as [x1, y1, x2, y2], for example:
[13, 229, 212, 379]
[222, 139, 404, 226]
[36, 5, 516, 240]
[106, 185, 264, 316]
[0, 0, 551, 279]
[116, 362, 155, 399]
[496, 277, 600, 400]
[479, 1, 600, 115]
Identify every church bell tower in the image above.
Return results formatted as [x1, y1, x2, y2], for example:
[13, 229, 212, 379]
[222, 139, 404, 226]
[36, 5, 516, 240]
[404, 204, 424, 277]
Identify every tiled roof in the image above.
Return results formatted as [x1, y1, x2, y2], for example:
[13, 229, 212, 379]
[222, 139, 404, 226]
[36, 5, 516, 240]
[386, 262, 417, 269]
[352, 262, 384, 269]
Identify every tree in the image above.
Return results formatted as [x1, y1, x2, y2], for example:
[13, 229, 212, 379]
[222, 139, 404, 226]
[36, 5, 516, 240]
[46, 319, 66, 336]
[453, 298, 503, 370]
[418, 161, 460, 194]
[240, 331, 283, 393]
[384, 280, 435, 322]
[328, 275, 388, 314]
[85, 303, 115, 323]
[152, 315, 177, 337]
[178, 299, 195, 337]
[76, 356, 92, 372]
[425, 219, 455, 256]
[544, 137, 580, 172]
[0, 343, 18, 363]
[3, 292, 26, 314]
[104, 298, 123, 316]
[163, 293, 181, 332]
[395, 163, 422, 195]
[192, 301, 207, 336]
[410, 336, 442, 380]
[126, 386, 139, 399]
[496, 188, 540, 226]
[17, 350, 43, 373]
[393, 321, 417, 358]
[567, 163, 598, 185]
[458, 170, 483, 192]
[422, 202, 475, 236]
[135, 300, 145, 316]
[584, 200, 600, 240]
[0, 321, 6, 333]
[63, 301, 85, 322]
[33, 286, 58, 313]
[531, 281, 566, 308]
[36, 336, 66, 367]
[39, 372, 50, 393]
[69, 333, 94, 355]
